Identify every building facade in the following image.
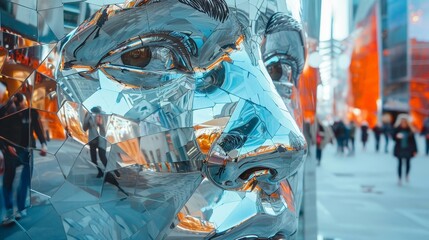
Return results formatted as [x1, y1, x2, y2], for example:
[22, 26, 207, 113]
[350, 0, 429, 129]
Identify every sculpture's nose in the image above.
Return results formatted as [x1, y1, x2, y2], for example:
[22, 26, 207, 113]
[203, 99, 307, 193]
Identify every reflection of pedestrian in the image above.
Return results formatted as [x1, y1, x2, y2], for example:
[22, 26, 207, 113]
[94, 8, 109, 39]
[73, 7, 109, 57]
[373, 123, 383, 152]
[1, 93, 47, 225]
[83, 107, 119, 178]
[392, 114, 417, 186]
[420, 118, 429, 155]
[361, 122, 369, 150]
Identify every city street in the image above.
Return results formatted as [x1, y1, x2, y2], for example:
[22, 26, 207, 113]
[316, 132, 429, 240]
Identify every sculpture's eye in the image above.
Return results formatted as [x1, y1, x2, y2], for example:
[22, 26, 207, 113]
[119, 46, 178, 71]
[100, 43, 190, 88]
[121, 47, 152, 68]
[265, 56, 295, 99]
[265, 56, 293, 84]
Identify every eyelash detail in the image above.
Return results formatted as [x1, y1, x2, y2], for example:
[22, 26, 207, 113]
[98, 31, 198, 72]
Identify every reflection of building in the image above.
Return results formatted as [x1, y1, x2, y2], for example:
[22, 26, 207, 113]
[410, 38, 429, 128]
[380, 0, 409, 117]
[64, 2, 99, 34]
[0, 1, 64, 42]
[348, 1, 380, 127]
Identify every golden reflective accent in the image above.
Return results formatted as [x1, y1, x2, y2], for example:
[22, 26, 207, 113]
[116, 139, 147, 165]
[194, 54, 232, 72]
[235, 35, 245, 48]
[240, 177, 262, 192]
[0, 47, 6, 71]
[279, 181, 295, 213]
[194, 117, 229, 154]
[176, 212, 216, 233]
[60, 63, 94, 73]
[195, 129, 221, 154]
[58, 101, 88, 143]
[124, 0, 151, 8]
[38, 111, 66, 141]
[193, 35, 243, 72]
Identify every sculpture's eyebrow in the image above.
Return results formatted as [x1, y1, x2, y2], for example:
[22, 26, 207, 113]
[134, 0, 229, 22]
[178, 0, 229, 22]
[265, 13, 302, 35]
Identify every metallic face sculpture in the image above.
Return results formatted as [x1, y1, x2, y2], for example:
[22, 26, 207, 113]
[1, 0, 306, 239]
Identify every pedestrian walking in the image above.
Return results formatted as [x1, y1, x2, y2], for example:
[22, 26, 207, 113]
[382, 116, 393, 153]
[373, 123, 383, 152]
[333, 120, 347, 154]
[361, 122, 369, 150]
[316, 119, 334, 166]
[420, 118, 429, 155]
[392, 114, 417, 186]
[348, 121, 356, 155]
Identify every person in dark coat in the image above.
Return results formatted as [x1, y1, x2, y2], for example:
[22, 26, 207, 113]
[348, 121, 356, 154]
[332, 120, 347, 154]
[392, 114, 417, 186]
[361, 122, 369, 150]
[382, 121, 392, 153]
[373, 123, 383, 152]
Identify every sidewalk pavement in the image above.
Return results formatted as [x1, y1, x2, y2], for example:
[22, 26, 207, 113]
[316, 133, 429, 240]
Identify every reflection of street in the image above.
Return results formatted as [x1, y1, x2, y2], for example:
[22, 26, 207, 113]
[317, 130, 429, 240]
[0, 140, 68, 216]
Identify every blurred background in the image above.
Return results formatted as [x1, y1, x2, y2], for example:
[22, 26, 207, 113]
[305, 0, 429, 240]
